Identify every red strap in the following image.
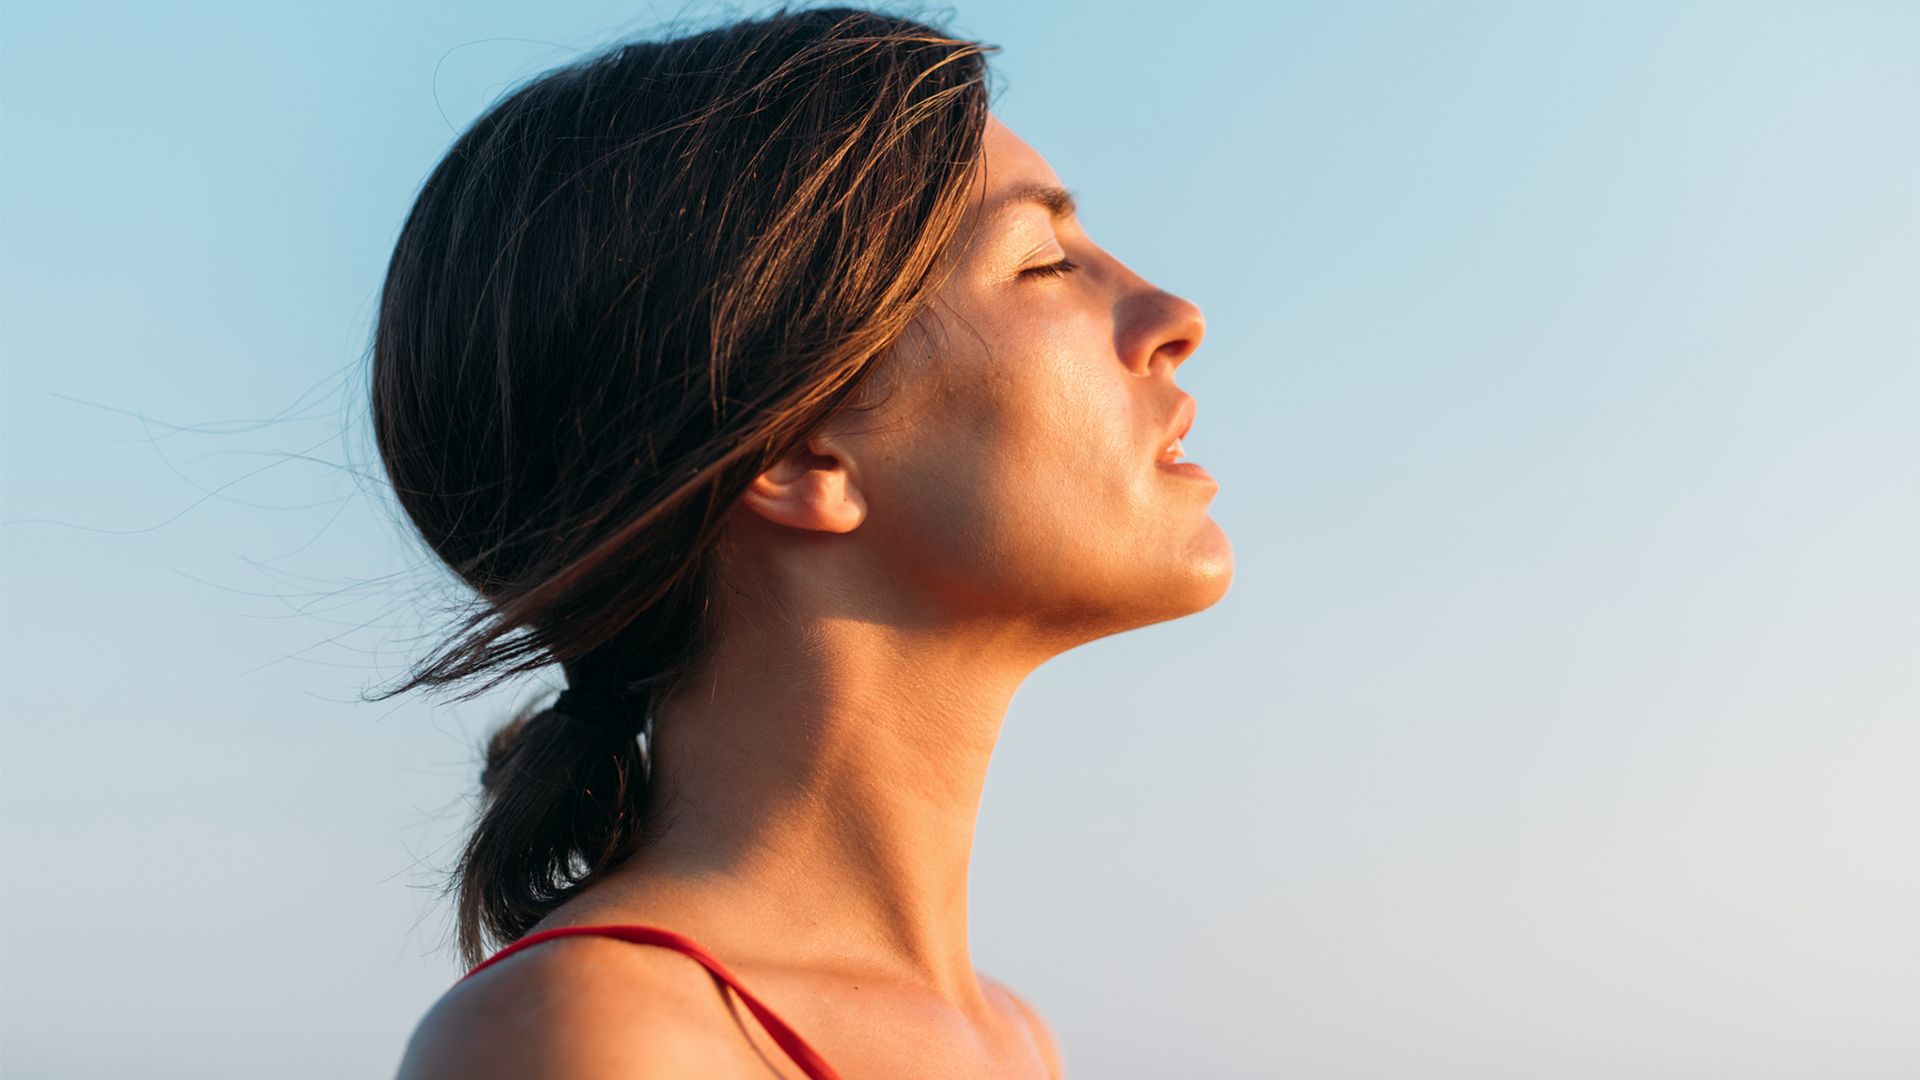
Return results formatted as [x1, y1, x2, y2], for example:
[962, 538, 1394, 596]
[460, 923, 845, 1080]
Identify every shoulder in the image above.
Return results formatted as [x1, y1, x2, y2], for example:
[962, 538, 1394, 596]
[981, 973, 1064, 1079]
[394, 933, 768, 1080]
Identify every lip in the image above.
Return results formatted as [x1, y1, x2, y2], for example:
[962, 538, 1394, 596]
[1156, 395, 1198, 463]
[1153, 394, 1210, 487]
[1156, 459, 1217, 486]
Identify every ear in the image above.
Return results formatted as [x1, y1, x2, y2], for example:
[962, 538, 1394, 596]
[736, 434, 867, 534]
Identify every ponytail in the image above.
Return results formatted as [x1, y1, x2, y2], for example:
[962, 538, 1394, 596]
[451, 686, 659, 968]
[449, 560, 724, 968]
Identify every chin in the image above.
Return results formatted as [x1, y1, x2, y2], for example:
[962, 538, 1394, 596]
[1127, 521, 1236, 628]
[996, 515, 1234, 635]
[1176, 516, 1235, 608]
[1172, 557, 1234, 619]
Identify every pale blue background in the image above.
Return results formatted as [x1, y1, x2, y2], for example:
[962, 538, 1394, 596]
[3, 2, 1915, 1077]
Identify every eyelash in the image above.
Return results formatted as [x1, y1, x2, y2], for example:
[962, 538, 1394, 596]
[1020, 257, 1082, 280]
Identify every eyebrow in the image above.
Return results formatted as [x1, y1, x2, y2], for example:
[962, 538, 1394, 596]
[984, 181, 1079, 224]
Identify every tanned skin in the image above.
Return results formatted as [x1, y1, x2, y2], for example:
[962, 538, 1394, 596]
[396, 113, 1230, 1080]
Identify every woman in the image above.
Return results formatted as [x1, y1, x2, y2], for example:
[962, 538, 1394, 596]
[381, 6, 1229, 1077]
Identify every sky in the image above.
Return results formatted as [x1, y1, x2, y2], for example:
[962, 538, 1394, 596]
[2, 1, 1915, 1077]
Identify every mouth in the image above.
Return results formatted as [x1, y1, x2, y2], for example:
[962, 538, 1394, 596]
[1154, 400, 1215, 486]
[1155, 394, 1198, 465]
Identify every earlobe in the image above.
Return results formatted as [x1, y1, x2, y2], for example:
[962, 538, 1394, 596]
[736, 437, 866, 534]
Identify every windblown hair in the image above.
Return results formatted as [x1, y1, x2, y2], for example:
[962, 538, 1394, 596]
[367, 4, 996, 968]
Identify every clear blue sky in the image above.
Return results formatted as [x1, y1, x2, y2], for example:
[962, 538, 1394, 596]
[3, 2, 1915, 1077]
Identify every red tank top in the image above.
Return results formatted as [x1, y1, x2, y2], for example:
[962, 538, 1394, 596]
[459, 924, 844, 1080]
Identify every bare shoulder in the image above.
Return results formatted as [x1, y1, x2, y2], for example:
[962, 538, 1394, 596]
[980, 972, 1064, 1079]
[394, 934, 774, 1080]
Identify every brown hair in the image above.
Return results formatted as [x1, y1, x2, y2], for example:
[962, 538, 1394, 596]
[366, 4, 997, 968]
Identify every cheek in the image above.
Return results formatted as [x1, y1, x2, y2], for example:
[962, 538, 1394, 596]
[860, 306, 1151, 606]
[996, 318, 1138, 501]
[948, 340, 1143, 558]
[1004, 372, 1129, 502]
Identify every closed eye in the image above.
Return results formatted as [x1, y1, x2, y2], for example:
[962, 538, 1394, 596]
[1020, 257, 1081, 280]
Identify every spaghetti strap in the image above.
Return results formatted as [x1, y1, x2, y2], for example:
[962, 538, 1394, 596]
[460, 923, 845, 1080]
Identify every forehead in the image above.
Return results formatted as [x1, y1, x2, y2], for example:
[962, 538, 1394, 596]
[982, 115, 1057, 185]
[974, 115, 1068, 214]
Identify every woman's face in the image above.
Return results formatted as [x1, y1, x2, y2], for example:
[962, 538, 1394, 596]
[818, 113, 1232, 645]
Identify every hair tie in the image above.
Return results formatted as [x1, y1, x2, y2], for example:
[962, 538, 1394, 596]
[552, 687, 656, 779]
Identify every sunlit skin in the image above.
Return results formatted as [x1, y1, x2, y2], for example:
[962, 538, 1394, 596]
[404, 115, 1231, 1080]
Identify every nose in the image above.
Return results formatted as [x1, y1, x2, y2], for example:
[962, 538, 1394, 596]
[1123, 282, 1206, 378]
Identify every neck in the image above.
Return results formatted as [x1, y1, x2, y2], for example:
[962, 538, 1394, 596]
[607, 609, 1040, 1005]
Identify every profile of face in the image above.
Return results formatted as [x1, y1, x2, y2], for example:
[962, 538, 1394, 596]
[737, 114, 1233, 654]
